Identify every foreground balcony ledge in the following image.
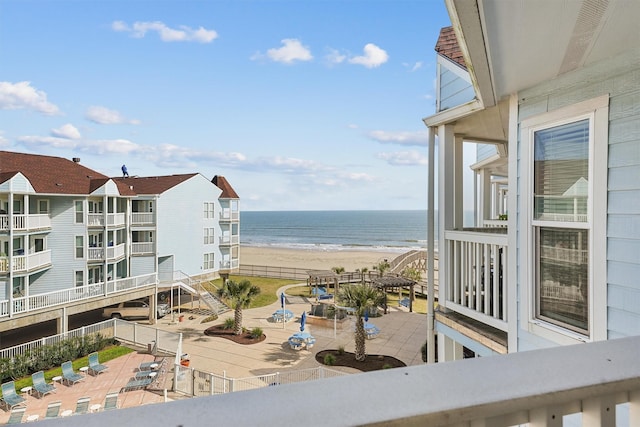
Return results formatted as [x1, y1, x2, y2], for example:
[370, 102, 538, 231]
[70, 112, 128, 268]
[59, 337, 640, 427]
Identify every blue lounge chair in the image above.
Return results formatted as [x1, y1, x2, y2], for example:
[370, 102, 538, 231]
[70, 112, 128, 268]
[88, 352, 108, 375]
[74, 397, 91, 415]
[61, 361, 84, 386]
[44, 401, 61, 419]
[1, 381, 26, 410]
[32, 370, 56, 397]
[138, 361, 158, 371]
[103, 392, 119, 411]
[5, 407, 25, 424]
[121, 377, 152, 393]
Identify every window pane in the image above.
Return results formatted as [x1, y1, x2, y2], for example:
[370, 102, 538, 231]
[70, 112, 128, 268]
[534, 119, 589, 222]
[537, 227, 589, 332]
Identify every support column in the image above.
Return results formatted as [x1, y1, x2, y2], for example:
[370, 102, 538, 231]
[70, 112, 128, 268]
[57, 307, 68, 334]
[426, 126, 436, 364]
[478, 168, 491, 225]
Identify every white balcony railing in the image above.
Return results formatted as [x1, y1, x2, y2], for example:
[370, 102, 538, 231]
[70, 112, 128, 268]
[0, 214, 51, 231]
[54, 336, 640, 426]
[219, 209, 239, 221]
[443, 229, 508, 331]
[3, 272, 157, 317]
[131, 212, 155, 225]
[0, 250, 52, 273]
[87, 244, 125, 260]
[107, 212, 126, 227]
[87, 213, 104, 226]
[219, 259, 239, 269]
[131, 242, 155, 254]
[219, 235, 239, 245]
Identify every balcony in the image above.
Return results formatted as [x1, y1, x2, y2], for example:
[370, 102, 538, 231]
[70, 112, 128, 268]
[219, 258, 239, 270]
[219, 209, 239, 222]
[0, 250, 52, 274]
[0, 214, 51, 232]
[219, 235, 239, 246]
[4, 272, 157, 317]
[87, 212, 126, 227]
[442, 227, 508, 332]
[131, 242, 155, 255]
[87, 243, 126, 261]
[131, 212, 156, 225]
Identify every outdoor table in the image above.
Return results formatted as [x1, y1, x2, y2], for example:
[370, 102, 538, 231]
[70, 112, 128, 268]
[26, 414, 39, 422]
[79, 366, 89, 376]
[290, 331, 316, 349]
[61, 410, 73, 417]
[364, 322, 380, 339]
[52, 375, 63, 384]
[20, 386, 32, 396]
[90, 404, 102, 413]
[272, 309, 294, 323]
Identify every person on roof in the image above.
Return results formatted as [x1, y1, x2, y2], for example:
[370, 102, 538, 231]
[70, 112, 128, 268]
[121, 164, 129, 177]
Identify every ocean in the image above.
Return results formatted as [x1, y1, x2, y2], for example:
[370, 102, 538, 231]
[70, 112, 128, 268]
[240, 210, 428, 254]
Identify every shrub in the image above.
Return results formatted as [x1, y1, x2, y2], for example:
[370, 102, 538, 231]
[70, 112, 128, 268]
[421, 342, 427, 363]
[249, 327, 263, 339]
[222, 318, 235, 330]
[382, 364, 393, 369]
[201, 314, 218, 324]
[337, 345, 345, 355]
[323, 354, 336, 366]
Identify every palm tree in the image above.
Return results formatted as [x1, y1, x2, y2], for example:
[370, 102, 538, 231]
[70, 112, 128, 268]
[337, 284, 385, 361]
[355, 267, 369, 284]
[373, 260, 390, 277]
[331, 266, 345, 274]
[216, 279, 261, 335]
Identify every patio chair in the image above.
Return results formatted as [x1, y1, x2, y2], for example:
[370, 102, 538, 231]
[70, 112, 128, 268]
[44, 401, 62, 419]
[32, 370, 56, 397]
[134, 370, 158, 379]
[74, 397, 91, 415]
[288, 338, 302, 350]
[5, 407, 25, 424]
[61, 361, 85, 386]
[138, 361, 158, 371]
[103, 392, 119, 411]
[121, 377, 153, 393]
[0, 381, 26, 410]
[88, 352, 108, 375]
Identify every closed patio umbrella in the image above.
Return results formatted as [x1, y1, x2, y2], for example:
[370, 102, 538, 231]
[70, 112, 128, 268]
[300, 311, 307, 332]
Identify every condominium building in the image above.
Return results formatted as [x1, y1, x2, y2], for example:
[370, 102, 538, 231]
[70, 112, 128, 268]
[0, 150, 239, 335]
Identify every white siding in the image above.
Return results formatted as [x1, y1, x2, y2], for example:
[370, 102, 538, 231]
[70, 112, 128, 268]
[516, 49, 640, 344]
[155, 174, 223, 277]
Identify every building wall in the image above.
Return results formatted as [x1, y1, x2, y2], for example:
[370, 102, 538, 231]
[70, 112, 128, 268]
[30, 195, 88, 295]
[437, 56, 475, 112]
[155, 175, 223, 277]
[516, 48, 640, 349]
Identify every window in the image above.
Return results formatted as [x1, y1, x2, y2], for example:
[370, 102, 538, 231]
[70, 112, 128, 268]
[38, 200, 49, 214]
[204, 228, 215, 244]
[522, 95, 608, 339]
[34, 237, 45, 252]
[203, 253, 215, 270]
[75, 201, 84, 223]
[88, 200, 103, 214]
[204, 202, 215, 219]
[13, 277, 25, 297]
[75, 270, 84, 288]
[75, 236, 84, 259]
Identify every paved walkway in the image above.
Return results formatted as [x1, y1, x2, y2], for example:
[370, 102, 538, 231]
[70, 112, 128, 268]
[156, 283, 427, 378]
[0, 283, 427, 422]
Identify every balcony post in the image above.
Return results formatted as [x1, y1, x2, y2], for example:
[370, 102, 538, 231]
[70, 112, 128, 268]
[582, 395, 616, 426]
[427, 125, 436, 364]
[529, 405, 563, 427]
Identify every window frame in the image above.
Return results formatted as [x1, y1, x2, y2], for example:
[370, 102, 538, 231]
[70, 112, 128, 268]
[75, 235, 84, 259]
[520, 95, 608, 343]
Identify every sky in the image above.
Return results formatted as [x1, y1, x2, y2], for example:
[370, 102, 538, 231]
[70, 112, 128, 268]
[0, 0, 457, 211]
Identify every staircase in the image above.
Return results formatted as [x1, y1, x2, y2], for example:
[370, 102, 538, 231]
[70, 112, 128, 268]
[164, 271, 230, 316]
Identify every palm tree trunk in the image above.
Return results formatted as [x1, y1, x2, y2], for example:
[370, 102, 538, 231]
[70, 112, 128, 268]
[355, 316, 366, 361]
[234, 305, 243, 335]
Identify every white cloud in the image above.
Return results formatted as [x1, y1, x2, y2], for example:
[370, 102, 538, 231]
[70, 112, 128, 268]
[337, 172, 375, 182]
[0, 81, 60, 115]
[51, 123, 81, 139]
[253, 39, 313, 64]
[85, 106, 140, 125]
[0, 131, 9, 147]
[112, 20, 218, 43]
[347, 124, 359, 129]
[325, 48, 346, 65]
[410, 61, 423, 72]
[368, 130, 428, 146]
[377, 151, 427, 166]
[348, 43, 388, 68]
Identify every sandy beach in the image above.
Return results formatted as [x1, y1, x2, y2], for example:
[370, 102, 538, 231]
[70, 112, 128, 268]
[240, 245, 403, 272]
